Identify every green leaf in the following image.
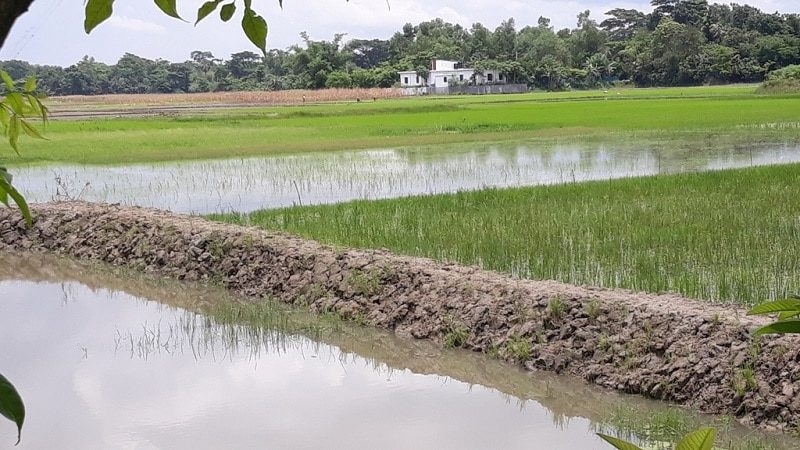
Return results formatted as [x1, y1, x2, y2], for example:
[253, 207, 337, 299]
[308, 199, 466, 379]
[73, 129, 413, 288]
[19, 120, 45, 140]
[0, 174, 32, 227]
[0, 373, 25, 446]
[8, 116, 19, 154]
[0, 71, 14, 91]
[196, 0, 222, 24]
[84, 0, 115, 33]
[154, 0, 182, 19]
[33, 98, 49, 126]
[241, 7, 268, 55]
[754, 320, 800, 335]
[748, 298, 800, 316]
[220, 2, 236, 22]
[0, 168, 10, 206]
[5, 93, 24, 114]
[778, 310, 800, 320]
[596, 433, 644, 450]
[675, 428, 715, 450]
[23, 76, 36, 93]
[0, 106, 10, 131]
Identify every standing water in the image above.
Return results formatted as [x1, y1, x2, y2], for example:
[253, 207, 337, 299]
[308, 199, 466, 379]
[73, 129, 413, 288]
[10, 139, 800, 214]
[1, 253, 797, 449]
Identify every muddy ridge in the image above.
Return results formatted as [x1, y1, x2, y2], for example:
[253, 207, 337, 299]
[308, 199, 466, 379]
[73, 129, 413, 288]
[1, 202, 799, 431]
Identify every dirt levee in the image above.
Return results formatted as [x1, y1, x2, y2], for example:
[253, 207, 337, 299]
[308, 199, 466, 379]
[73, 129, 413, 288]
[1, 202, 798, 431]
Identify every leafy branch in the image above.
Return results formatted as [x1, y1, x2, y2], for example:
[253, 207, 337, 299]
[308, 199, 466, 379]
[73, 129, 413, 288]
[0, 69, 46, 226]
[748, 295, 800, 334]
[0, 374, 24, 445]
[84, 0, 270, 55]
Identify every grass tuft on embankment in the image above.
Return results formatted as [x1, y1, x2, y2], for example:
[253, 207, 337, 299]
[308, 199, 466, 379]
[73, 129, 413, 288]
[211, 163, 800, 306]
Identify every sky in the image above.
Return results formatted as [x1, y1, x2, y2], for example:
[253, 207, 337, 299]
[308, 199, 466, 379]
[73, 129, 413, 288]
[0, 0, 797, 66]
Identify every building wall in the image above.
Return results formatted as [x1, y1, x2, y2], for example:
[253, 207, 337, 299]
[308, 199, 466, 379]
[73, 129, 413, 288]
[399, 66, 510, 89]
[398, 72, 426, 87]
[430, 69, 474, 88]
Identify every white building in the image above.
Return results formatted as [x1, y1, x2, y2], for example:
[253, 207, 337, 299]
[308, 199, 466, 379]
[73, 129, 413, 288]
[399, 59, 507, 94]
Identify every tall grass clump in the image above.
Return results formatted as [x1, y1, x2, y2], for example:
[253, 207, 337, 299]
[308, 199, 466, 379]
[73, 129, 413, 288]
[212, 164, 800, 306]
[757, 65, 800, 94]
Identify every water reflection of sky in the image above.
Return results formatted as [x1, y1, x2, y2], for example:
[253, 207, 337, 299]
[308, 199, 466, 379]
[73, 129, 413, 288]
[1, 280, 611, 450]
[11, 140, 800, 214]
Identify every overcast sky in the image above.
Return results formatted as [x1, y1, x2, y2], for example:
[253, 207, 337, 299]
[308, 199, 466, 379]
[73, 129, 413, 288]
[0, 0, 796, 66]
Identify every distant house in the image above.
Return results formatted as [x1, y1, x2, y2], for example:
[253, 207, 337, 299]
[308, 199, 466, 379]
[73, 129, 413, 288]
[399, 59, 524, 95]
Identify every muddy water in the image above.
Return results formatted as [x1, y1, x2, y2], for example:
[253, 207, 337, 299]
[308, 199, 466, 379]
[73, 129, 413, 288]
[10, 140, 800, 214]
[1, 254, 797, 450]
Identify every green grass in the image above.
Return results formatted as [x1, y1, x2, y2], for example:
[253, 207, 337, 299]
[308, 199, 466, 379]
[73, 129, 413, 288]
[3, 85, 799, 166]
[597, 405, 783, 450]
[211, 163, 800, 306]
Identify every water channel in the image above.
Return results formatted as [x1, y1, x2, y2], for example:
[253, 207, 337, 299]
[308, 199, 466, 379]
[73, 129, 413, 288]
[10, 139, 800, 214]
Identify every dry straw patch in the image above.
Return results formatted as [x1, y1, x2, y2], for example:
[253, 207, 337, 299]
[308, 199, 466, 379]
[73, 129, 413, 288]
[48, 88, 402, 107]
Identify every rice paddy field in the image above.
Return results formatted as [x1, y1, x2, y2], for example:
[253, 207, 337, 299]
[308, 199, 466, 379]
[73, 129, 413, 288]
[212, 163, 800, 306]
[4, 84, 800, 307]
[5, 84, 800, 448]
[3, 84, 799, 166]
[6, 84, 800, 307]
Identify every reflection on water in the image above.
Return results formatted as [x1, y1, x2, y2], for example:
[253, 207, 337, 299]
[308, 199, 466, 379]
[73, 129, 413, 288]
[1, 253, 798, 449]
[11, 140, 800, 214]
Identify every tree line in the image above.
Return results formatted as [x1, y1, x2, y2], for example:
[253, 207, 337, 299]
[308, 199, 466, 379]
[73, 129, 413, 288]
[2, 0, 799, 95]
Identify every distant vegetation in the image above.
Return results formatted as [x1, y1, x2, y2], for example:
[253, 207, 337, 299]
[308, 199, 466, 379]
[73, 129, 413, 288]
[212, 164, 800, 306]
[1, 1, 799, 95]
[757, 64, 800, 93]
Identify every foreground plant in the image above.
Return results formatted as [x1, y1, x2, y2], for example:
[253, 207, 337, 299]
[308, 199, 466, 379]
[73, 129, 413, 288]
[0, 69, 46, 226]
[598, 427, 715, 450]
[0, 374, 24, 445]
[747, 295, 800, 335]
[0, 68, 46, 444]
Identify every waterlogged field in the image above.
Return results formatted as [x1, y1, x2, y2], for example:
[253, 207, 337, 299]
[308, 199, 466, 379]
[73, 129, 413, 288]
[12, 139, 800, 213]
[213, 163, 800, 306]
[0, 253, 795, 449]
[4, 87, 800, 447]
[1, 85, 798, 166]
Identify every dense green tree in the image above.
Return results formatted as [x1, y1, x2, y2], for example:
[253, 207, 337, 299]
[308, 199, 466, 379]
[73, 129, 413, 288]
[343, 39, 390, 69]
[600, 9, 648, 41]
[3, 1, 799, 94]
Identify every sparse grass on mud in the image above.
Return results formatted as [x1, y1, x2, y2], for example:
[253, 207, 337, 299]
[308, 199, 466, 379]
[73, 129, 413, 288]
[212, 163, 800, 306]
[3, 84, 799, 166]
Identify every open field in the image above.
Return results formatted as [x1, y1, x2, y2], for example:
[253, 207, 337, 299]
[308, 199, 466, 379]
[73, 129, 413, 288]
[2, 84, 798, 166]
[46, 87, 403, 109]
[211, 163, 800, 306]
[45, 84, 762, 109]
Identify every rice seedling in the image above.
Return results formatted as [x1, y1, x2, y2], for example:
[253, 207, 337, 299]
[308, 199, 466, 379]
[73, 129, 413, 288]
[216, 163, 800, 306]
[595, 405, 783, 450]
[441, 316, 470, 348]
[4, 85, 799, 166]
[504, 335, 532, 361]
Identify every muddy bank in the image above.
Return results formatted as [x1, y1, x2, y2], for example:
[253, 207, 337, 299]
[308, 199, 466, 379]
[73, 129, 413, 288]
[1, 202, 799, 431]
[0, 252, 645, 431]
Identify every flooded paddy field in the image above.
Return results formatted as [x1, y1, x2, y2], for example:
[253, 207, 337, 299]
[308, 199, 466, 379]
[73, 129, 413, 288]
[1, 253, 796, 449]
[10, 138, 800, 214]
